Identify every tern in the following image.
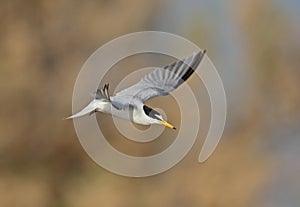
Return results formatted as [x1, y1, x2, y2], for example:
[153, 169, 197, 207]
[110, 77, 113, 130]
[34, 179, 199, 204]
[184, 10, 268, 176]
[67, 50, 206, 129]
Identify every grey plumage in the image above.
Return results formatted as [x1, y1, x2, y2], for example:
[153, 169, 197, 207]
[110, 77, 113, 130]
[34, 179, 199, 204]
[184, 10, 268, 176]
[110, 50, 206, 110]
[66, 50, 206, 129]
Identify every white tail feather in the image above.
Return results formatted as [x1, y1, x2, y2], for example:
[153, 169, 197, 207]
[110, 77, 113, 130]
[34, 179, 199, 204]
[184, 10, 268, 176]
[65, 100, 98, 119]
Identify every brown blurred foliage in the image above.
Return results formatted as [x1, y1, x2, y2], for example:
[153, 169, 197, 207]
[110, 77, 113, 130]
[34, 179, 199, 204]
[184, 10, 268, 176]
[0, 0, 299, 207]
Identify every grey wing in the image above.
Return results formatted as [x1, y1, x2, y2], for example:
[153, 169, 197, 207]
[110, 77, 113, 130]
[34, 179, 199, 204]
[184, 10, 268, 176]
[110, 50, 206, 110]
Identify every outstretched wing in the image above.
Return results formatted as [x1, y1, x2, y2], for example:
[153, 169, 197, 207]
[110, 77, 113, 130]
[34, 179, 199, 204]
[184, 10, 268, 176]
[110, 50, 206, 110]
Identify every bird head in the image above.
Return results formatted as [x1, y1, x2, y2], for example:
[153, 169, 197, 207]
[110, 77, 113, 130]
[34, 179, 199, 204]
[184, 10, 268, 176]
[143, 105, 176, 130]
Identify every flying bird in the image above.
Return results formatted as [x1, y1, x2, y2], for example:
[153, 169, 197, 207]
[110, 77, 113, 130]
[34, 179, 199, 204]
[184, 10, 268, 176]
[67, 50, 206, 130]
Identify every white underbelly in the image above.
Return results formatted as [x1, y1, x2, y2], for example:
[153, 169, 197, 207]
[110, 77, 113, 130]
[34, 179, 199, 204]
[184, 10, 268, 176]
[100, 103, 132, 121]
[100, 103, 150, 125]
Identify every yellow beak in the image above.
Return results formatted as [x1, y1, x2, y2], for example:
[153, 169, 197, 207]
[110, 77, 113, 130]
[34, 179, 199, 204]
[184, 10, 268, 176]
[160, 120, 176, 130]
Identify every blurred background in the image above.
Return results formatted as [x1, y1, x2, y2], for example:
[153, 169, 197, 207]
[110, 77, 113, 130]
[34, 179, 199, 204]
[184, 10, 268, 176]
[1, 0, 300, 206]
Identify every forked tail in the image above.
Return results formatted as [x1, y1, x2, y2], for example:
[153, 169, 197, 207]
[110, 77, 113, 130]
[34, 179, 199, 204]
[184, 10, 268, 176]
[66, 84, 110, 119]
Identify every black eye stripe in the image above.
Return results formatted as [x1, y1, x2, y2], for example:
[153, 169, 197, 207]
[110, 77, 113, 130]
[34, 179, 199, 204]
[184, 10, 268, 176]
[143, 105, 162, 120]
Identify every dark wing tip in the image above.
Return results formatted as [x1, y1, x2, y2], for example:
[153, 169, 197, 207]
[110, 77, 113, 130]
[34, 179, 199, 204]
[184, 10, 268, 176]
[95, 83, 111, 101]
[181, 50, 206, 81]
